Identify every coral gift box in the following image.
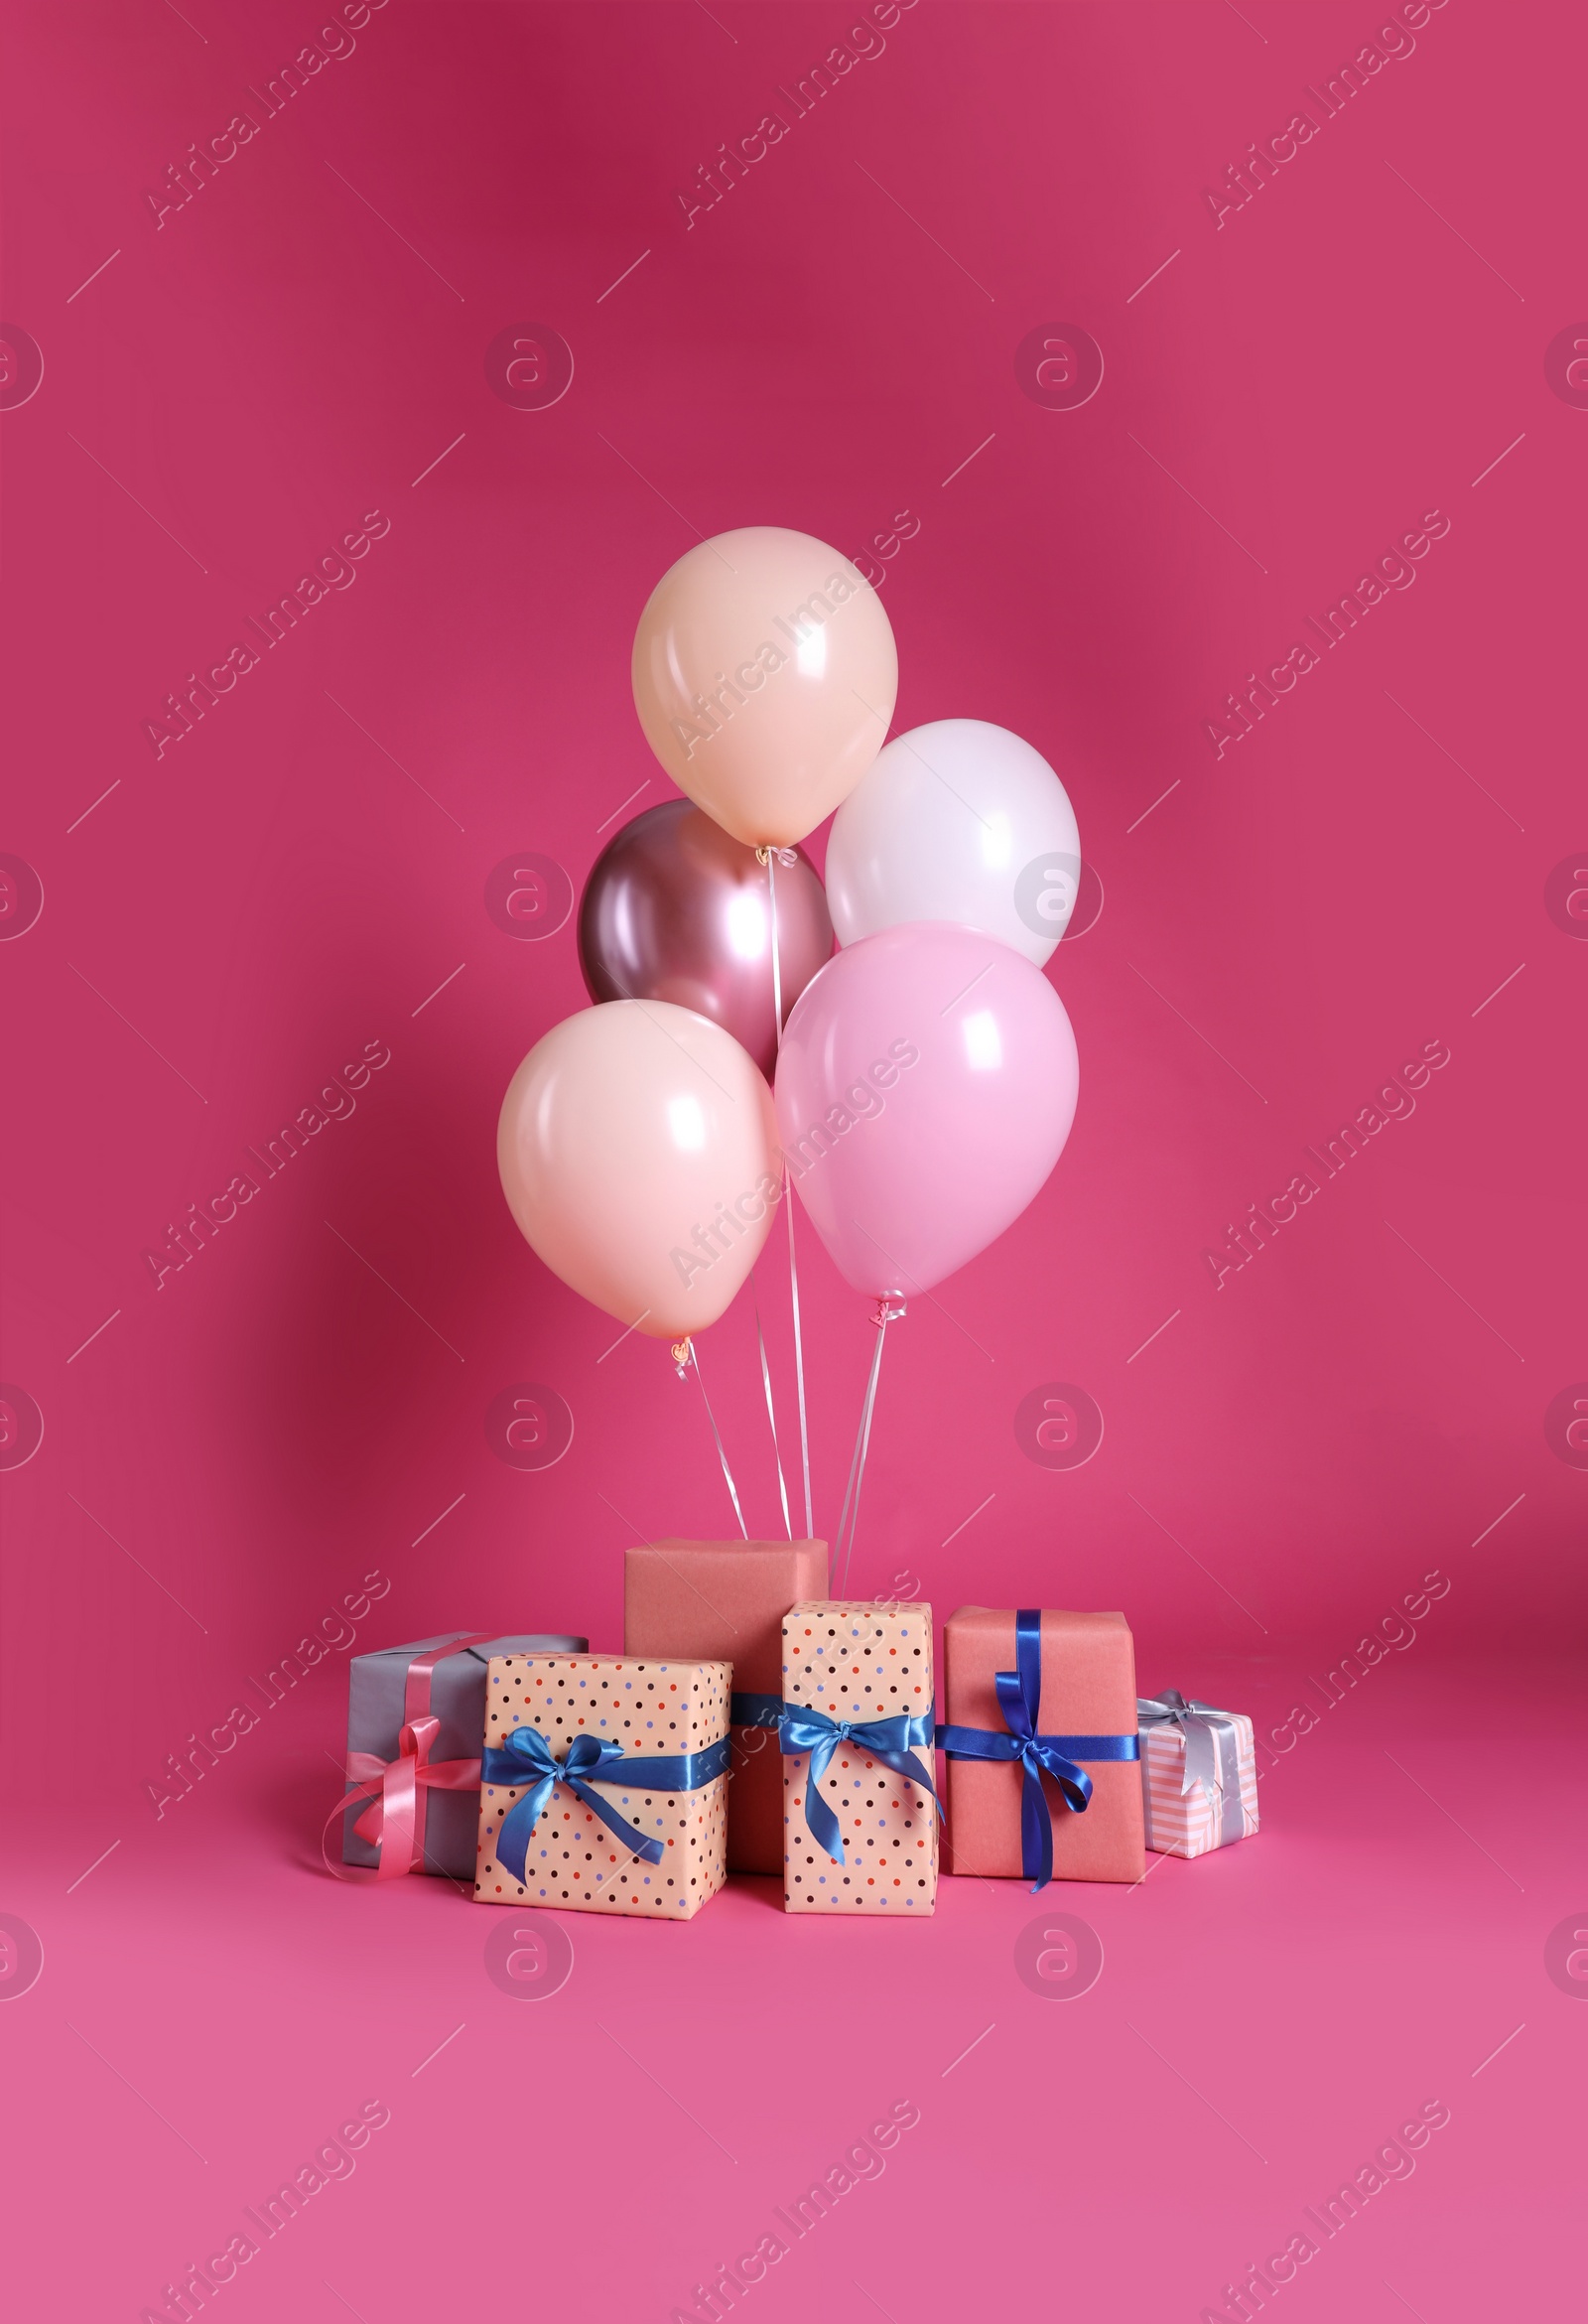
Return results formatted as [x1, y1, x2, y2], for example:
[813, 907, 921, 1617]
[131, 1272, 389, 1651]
[942, 1608, 1145, 1885]
[781, 1601, 938, 1914]
[473, 1652, 730, 1919]
[623, 1536, 827, 1875]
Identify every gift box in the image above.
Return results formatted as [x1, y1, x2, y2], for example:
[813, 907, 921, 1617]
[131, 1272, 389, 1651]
[780, 1600, 938, 1914]
[623, 1536, 827, 1874]
[337, 1631, 586, 1881]
[941, 1608, 1144, 1885]
[1138, 1689, 1259, 1857]
[473, 1652, 731, 1919]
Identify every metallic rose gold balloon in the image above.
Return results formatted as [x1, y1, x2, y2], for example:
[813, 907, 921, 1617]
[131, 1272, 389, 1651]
[578, 799, 833, 1077]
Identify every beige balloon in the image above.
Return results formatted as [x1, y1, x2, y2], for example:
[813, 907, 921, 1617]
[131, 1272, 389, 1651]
[631, 526, 898, 848]
[497, 1000, 780, 1340]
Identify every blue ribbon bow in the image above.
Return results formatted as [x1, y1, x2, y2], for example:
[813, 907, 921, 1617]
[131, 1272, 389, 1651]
[939, 1610, 1140, 1891]
[771, 1703, 938, 1866]
[481, 1725, 730, 1884]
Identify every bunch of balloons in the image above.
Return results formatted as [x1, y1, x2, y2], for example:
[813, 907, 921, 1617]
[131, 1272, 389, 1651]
[496, 525, 1083, 1540]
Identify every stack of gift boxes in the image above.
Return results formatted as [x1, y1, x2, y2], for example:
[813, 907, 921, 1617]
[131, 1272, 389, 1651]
[332, 1542, 1257, 1915]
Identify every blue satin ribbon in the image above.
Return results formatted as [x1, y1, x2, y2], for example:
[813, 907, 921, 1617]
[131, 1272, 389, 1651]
[481, 1725, 730, 1884]
[938, 1609, 1140, 1891]
[774, 1704, 938, 1866]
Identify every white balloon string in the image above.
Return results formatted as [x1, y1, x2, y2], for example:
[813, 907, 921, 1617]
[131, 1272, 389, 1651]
[834, 1299, 904, 1596]
[785, 1188, 813, 1540]
[767, 850, 815, 1541]
[752, 1270, 793, 1539]
[831, 1368, 867, 1592]
[840, 1328, 886, 1598]
[676, 1336, 748, 1540]
[766, 847, 785, 1061]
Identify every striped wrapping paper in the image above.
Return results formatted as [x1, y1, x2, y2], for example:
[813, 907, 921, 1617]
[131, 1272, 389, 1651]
[1140, 1709, 1258, 1857]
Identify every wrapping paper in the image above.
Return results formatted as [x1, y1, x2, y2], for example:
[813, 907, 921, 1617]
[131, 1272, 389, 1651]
[624, 1537, 827, 1874]
[341, 1631, 586, 1879]
[473, 1652, 730, 1919]
[942, 1608, 1145, 1884]
[781, 1600, 937, 1914]
[1140, 1696, 1259, 1857]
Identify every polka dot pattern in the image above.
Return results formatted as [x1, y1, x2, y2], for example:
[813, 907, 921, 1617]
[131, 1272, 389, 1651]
[781, 1600, 937, 1915]
[473, 1653, 730, 1920]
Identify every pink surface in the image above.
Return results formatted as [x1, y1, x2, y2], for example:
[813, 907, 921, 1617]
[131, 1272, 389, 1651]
[3, 1657, 1580, 2319]
[1, 0, 1582, 2314]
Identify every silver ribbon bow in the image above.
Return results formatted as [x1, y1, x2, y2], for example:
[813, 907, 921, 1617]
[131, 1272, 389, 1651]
[1137, 1689, 1250, 1846]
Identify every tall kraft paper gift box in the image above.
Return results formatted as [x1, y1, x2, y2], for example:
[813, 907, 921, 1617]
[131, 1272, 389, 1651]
[941, 1608, 1145, 1884]
[625, 1539, 827, 1874]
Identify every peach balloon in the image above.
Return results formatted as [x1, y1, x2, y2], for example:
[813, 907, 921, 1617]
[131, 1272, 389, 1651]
[631, 526, 898, 848]
[497, 1000, 780, 1340]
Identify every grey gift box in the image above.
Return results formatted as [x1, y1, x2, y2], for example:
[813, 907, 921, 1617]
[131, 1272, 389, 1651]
[342, 1632, 587, 1878]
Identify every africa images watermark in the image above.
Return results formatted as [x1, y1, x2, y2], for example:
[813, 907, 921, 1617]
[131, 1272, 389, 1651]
[670, 1039, 920, 1289]
[141, 510, 392, 759]
[675, 0, 919, 229]
[1203, 1038, 1450, 1290]
[668, 2101, 921, 2322]
[142, 1571, 392, 1820]
[142, 1038, 392, 1290]
[1202, 1, 1449, 230]
[1198, 2100, 1451, 2322]
[1253, 1570, 1450, 1777]
[1203, 509, 1451, 759]
[848, 505, 921, 591]
[144, 1, 391, 228]
[665, 562, 878, 766]
[139, 2101, 392, 2323]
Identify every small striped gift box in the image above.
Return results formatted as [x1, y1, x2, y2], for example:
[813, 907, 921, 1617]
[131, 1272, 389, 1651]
[1138, 1691, 1258, 1858]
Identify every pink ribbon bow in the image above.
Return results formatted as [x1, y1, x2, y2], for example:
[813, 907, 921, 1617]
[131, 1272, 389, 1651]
[323, 1632, 490, 1881]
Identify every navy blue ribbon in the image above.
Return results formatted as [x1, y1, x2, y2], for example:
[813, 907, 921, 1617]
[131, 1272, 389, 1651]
[773, 1704, 938, 1866]
[481, 1726, 730, 1884]
[938, 1610, 1140, 1891]
[730, 1692, 786, 1730]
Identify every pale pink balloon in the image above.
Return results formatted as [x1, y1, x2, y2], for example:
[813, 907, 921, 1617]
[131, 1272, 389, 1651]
[498, 1001, 780, 1339]
[631, 526, 898, 848]
[774, 924, 1079, 1299]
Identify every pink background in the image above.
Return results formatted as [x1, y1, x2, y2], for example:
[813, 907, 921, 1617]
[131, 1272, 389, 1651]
[1, 3, 1580, 2317]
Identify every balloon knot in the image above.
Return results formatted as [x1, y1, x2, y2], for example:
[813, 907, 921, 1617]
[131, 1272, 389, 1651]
[670, 1337, 693, 1376]
[871, 1299, 907, 1328]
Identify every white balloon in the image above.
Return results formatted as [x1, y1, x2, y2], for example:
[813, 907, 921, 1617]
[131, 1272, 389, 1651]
[825, 719, 1082, 966]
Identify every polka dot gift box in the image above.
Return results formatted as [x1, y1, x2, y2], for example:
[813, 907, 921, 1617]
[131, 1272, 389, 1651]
[780, 1601, 938, 1915]
[474, 1653, 730, 1920]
